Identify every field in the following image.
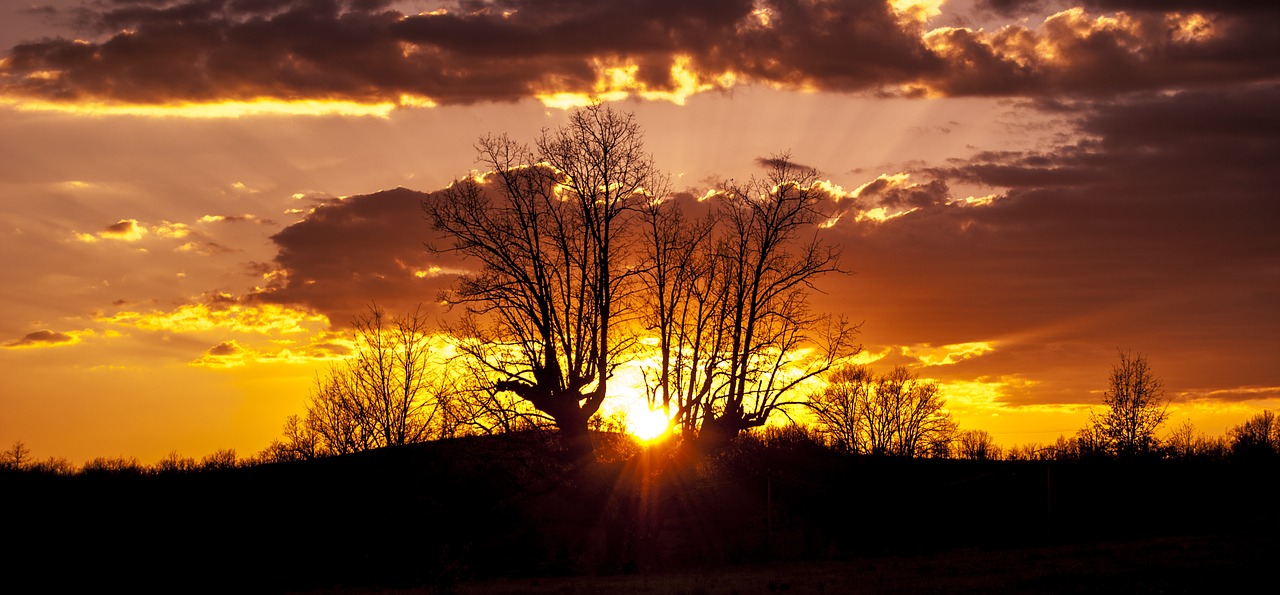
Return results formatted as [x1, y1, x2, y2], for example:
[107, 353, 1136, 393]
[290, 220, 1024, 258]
[3, 433, 1276, 593]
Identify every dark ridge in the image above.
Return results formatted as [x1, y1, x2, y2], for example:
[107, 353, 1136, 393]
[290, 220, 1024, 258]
[2, 432, 1276, 593]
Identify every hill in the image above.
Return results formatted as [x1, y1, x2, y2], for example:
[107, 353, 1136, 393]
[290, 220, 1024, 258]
[2, 432, 1276, 593]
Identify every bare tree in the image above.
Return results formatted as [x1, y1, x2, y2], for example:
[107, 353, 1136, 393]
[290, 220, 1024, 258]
[866, 366, 956, 457]
[444, 368, 555, 438]
[2, 440, 31, 470]
[808, 364, 954, 457]
[425, 104, 654, 458]
[1228, 409, 1280, 459]
[200, 448, 238, 471]
[955, 429, 1000, 461]
[805, 364, 874, 453]
[155, 451, 199, 473]
[639, 155, 856, 448]
[303, 304, 456, 455]
[1090, 350, 1169, 458]
[1164, 419, 1226, 461]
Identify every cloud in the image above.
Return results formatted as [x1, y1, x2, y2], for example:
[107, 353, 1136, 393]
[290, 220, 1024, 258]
[99, 295, 330, 335]
[204, 340, 245, 357]
[4, 329, 80, 348]
[5, 1, 1274, 111]
[819, 84, 1280, 405]
[95, 219, 147, 241]
[192, 339, 248, 367]
[250, 187, 460, 325]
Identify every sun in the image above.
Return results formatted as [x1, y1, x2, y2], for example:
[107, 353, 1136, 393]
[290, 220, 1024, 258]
[627, 405, 672, 443]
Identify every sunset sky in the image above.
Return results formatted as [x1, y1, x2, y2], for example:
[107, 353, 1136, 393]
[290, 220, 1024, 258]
[2, 0, 1277, 463]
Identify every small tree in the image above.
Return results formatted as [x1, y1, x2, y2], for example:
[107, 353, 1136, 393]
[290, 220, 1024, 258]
[806, 364, 874, 453]
[955, 429, 1000, 461]
[1165, 419, 1227, 461]
[302, 304, 456, 455]
[2, 440, 31, 470]
[155, 451, 199, 473]
[808, 364, 955, 457]
[200, 448, 238, 471]
[1228, 410, 1280, 460]
[1090, 350, 1169, 458]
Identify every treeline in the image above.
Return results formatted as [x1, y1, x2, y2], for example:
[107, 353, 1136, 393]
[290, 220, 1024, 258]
[6, 407, 1278, 478]
[754, 410, 1280, 464]
[0, 443, 244, 476]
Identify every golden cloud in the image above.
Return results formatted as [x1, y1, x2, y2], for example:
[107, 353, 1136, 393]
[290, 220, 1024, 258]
[99, 302, 329, 336]
[1, 97, 399, 119]
[904, 341, 996, 366]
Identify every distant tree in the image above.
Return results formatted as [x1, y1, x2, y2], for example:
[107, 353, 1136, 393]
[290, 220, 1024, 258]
[426, 104, 654, 459]
[155, 451, 199, 473]
[28, 456, 76, 475]
[1228, 410, 1280, 460]
[304, 304, 456, 455]
[808, 364, 955, 457]
[1164, 419, 1228, 461]
[1064, 424, 1109, 461]
[638, 155, 856, 448]
[2, 440, 31, 470]
[200, 449, 238, 471]
[806, 364, 874, 453]
[1090, 350, 1169, 458]
[955, 429, 1000, 461]
[81, 456, 145, 475]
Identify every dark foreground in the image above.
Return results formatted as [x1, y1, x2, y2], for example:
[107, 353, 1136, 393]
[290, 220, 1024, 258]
[3, 433, 1276, 593]
[455, 530, 1277, 594]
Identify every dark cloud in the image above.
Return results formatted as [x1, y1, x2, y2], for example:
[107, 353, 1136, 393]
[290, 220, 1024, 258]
[861, 176, 948, 208]
[1081, 1, 1280, 14]
[250, 187, 458, 326]
[6, 0, 1273, 106]
[975, 0, 1051, 18]
[4, 329, 77, 348]
[823, 85, 1280, 404]
[204, 340, 244, 356]
[754, 154, 817, 172]
[102, 219, 139, 235]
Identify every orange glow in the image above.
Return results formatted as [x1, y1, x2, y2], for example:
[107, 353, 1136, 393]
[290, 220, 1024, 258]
[906, 342, 996, 367]
[536, 56, 736, 109]
[1168, 12, 1215, 44]
[890, 0, 944, 25]
[98, 303, 329, 336]
[0, 97, 403, 118]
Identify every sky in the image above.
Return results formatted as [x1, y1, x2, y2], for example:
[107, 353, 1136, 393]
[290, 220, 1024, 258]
[2, 0, 1278, 463]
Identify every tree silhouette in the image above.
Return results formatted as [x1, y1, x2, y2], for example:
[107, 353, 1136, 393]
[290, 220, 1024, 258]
[956, 429, 1000, 460]
[808, 364, 955, 457]
[298, 304, 456, 456]
[2, 440, 31, 470]
[1090, 350, 1169, 458]
[1228, 409, 1279, 460]
[638, 155, 855, 447]
[426, 104, 655, 458]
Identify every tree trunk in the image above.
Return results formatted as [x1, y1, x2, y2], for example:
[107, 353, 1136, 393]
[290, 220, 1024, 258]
[554, 408, 594, 461]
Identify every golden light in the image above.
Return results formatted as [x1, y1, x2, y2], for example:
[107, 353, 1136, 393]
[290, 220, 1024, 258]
[628, 405, 672, 443]
[535, 56, 736, 109]
[890, 0, 944, 25]
[0, 97, 400, 118]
